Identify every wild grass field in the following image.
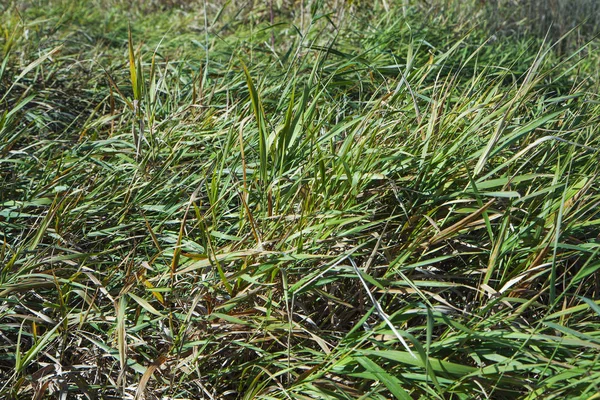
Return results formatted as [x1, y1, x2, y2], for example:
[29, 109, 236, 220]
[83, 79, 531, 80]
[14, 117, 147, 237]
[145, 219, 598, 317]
[1, 0, 600, 398]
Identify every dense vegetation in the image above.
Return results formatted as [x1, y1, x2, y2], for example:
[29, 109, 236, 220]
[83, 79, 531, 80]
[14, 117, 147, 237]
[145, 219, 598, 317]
[1, 0, 600, 398]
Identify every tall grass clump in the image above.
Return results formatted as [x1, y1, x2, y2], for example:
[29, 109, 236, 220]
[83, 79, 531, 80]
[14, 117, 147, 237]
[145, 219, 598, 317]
[1, 0, 600, 398]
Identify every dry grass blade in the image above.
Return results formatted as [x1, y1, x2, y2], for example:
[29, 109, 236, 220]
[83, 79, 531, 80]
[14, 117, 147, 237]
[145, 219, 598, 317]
[426, 199, 495, 245]
[349, 257, 416, 358]
[134, 354, 168, 400]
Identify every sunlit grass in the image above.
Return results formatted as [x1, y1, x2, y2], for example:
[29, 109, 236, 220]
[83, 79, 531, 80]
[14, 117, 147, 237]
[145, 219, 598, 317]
[1, 0, 600, 398]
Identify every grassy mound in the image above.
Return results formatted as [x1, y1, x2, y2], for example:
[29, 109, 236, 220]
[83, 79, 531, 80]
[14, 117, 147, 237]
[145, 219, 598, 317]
[1, 1, 600, 398]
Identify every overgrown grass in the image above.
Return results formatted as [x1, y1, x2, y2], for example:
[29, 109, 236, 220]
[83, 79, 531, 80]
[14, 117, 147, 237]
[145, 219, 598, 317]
[1, 0, 600, 398]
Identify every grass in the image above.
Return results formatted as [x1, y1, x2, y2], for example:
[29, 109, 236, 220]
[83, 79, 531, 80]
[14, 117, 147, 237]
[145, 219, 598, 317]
[1, 0, 600, 398]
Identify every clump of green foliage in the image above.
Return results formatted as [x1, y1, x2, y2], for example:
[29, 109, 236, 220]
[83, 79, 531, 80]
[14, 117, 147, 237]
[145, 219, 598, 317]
[1, 0, 600, 398]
